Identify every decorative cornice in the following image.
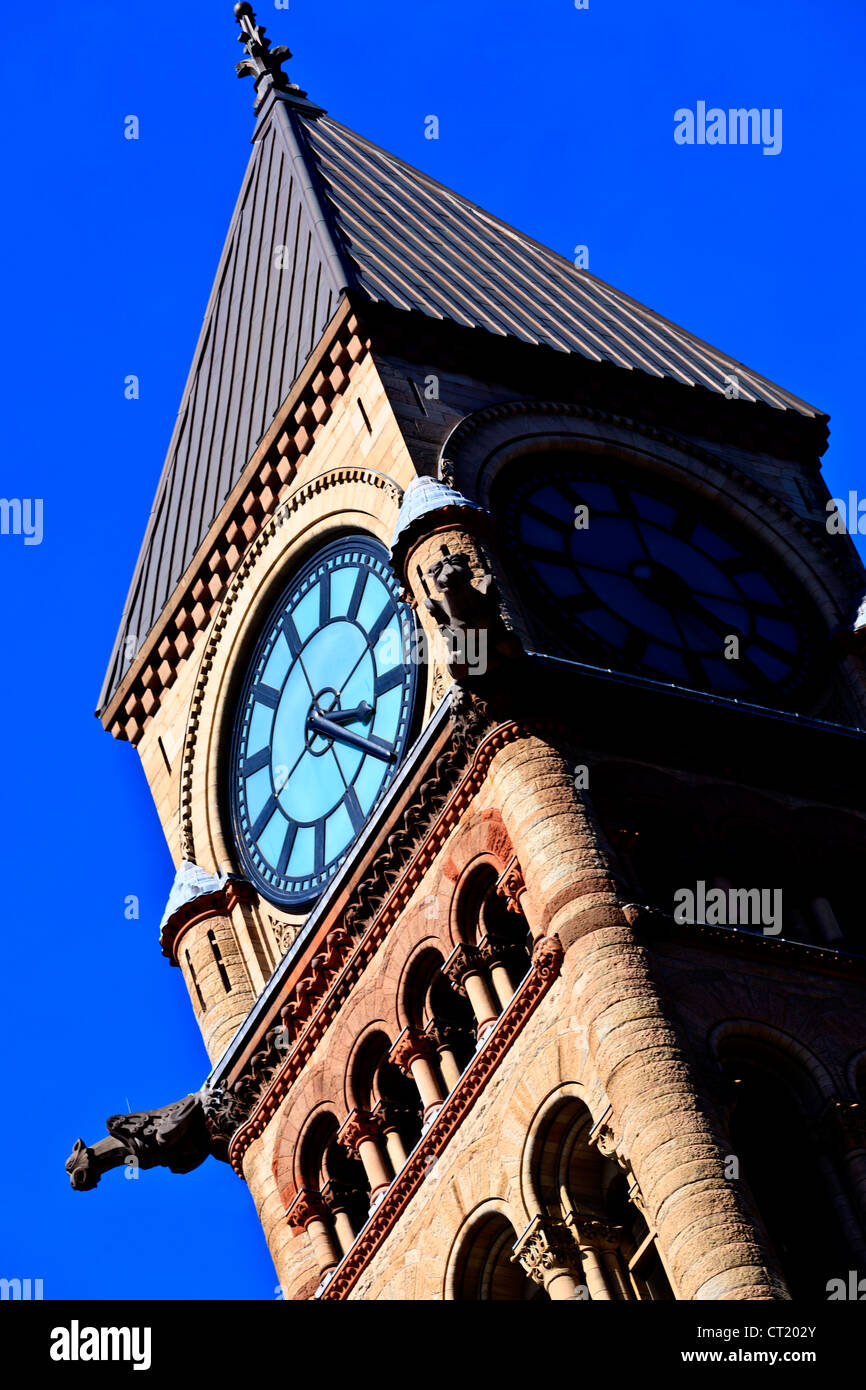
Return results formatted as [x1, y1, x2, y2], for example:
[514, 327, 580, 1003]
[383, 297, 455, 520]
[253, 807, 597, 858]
[102, 303, 369, 743]
[225, 713, 547, 1173]
[318, 933, 564, 1299]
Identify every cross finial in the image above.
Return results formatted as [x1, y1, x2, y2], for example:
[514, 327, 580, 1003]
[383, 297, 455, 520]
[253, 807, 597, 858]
[234, 2, 306, 100]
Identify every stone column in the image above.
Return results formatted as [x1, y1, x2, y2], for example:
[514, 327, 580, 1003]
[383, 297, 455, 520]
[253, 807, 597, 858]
[390, 1028, 445, 1123]
[373, 1098, 413, 1172]
[321, 1180, 360, 1257]
[443, 943, 499, 1039]
[285, 1189, 339, 1275]
[488, 731, 786, 1301]
[424, 1019, 465, 1091]
[564, 1212, 613, 1300]
[478, 934, 521, 1010]
[583, 1219, 631, 1300]
[338, 1110, 392, 1206]
[513, 1216, 586, 1301]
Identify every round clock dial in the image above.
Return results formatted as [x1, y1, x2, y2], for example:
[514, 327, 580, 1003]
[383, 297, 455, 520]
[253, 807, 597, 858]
[230, 537, 418, 907]
[502, 462, 812, 701]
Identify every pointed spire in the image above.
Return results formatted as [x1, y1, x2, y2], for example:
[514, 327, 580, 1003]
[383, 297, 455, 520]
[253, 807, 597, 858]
[234, 2, 307, 104]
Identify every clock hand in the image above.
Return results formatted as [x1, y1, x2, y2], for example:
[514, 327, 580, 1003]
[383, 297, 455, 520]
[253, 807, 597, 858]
[306, 712, 396, 762]
[318, 701, 373, 726]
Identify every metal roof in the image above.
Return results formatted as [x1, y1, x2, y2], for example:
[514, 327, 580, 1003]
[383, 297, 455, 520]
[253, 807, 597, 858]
[100, 97, 821, 714]
[304, 115, 819, 417]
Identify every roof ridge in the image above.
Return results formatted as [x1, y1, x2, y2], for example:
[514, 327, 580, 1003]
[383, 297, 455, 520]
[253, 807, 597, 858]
[310, 114, 821, 418]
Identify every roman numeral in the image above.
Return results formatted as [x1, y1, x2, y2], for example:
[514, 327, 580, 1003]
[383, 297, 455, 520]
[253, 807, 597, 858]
[750, 634, 795, 665]
[276, 821, 298, 876]
[280, 614, 301, 657]
[240, 746, 271, 777]
[346, 568, 366, 622]
[250, 796, 280, 842]
[344, 787, 364, 834]
[375, 665, 404, 697]
[367, 601, 394, 648]
[253, 682, 281, 709]
[314, 820, 325, 872]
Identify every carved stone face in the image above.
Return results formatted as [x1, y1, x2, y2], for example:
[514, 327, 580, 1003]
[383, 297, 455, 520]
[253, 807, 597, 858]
[427, 554, 473, 594]
[66, 1139, 96, 1191]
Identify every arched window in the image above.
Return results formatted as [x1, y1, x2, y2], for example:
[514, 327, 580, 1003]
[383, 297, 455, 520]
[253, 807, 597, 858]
[404, 947, 476, 1086]
[295, 1111, 369, 1264]
[454, 1214, 541, 1301]
[528, 1097, 673, 1300]
[721, 1045, 856, 1298]
[445, 864, 533, 1040]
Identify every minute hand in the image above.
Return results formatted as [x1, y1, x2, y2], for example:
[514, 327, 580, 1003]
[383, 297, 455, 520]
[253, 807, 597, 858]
[307, 712, 396, 763]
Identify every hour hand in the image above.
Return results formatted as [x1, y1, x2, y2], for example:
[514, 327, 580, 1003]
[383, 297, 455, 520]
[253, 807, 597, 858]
[306, 712, 395, 762]
[322, 701, 373, 726]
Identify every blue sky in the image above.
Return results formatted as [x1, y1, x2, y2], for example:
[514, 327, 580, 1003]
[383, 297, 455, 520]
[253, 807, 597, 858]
[0, 0, 863, 1299]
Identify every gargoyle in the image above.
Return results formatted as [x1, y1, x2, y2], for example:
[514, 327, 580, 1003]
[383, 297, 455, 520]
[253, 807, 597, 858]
[66, 1089, 239, 1191]
[424, 552, 521, 683]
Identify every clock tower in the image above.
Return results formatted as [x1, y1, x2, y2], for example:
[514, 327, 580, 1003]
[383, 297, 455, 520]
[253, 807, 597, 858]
[68, 5, 866, 1302]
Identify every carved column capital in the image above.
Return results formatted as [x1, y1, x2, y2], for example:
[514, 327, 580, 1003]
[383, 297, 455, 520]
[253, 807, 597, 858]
[372, 1097, 421, 1133]
[321, 1178, 365, 1216]
[442, 942, 484, 993]
[286, 1187, 329, 1230]
[337, 1108, 382, 1155]
[569, 1214, 625, 1252]
[512, 1215, 583, 1288]
[424, 1017, 473, 1053]
[477, 933, 526, 973]
[389, 1026, 438, 1073]
[495, 855, 527, 915]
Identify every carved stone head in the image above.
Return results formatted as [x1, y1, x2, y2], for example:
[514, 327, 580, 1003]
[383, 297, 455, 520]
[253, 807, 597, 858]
[65, 1138, 97, 1192]
[426, 553, 474, 595]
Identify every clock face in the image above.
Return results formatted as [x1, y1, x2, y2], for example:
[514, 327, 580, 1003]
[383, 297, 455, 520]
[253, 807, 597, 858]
[501, 462, 812, 702]
[230, 537, 418, 907]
